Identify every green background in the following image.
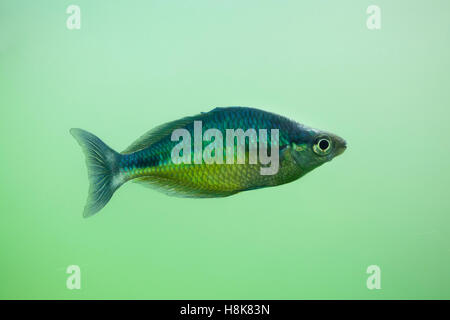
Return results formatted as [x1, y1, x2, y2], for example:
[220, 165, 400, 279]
[1, 0, 449, 299]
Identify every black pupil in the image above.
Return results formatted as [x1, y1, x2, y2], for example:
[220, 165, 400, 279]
[319, 139, 329, 151]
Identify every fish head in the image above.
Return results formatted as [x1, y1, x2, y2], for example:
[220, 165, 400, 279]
[289, 126, 347, 172]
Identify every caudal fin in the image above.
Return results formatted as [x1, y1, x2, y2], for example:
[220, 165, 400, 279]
[70, 128, 123, 218]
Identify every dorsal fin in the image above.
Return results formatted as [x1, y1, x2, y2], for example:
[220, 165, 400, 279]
[121, 106, 252, 154]
[122, 113, 205, 154]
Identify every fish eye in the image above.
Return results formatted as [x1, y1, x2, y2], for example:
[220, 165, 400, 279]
[313, 137, 332, 156]
[319, 139, 329, 151]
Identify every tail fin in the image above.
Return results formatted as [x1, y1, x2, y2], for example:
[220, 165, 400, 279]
[70, 128, 123, 218]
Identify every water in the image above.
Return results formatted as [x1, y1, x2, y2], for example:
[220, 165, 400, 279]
[1, 0, 449, 299]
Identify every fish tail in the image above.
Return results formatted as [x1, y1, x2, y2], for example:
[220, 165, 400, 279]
[70, 128, 123, 218]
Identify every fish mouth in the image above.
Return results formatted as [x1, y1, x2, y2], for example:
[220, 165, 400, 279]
[334, 138, 347, 157]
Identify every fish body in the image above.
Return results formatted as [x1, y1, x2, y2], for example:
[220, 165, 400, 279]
[71, 106, 346, 217]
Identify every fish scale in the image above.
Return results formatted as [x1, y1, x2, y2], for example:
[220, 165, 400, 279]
[71, 106, 347, 217]
[119, 108, 293, 190]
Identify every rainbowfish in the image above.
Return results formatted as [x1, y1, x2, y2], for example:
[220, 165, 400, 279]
[71, 106, 346, 217]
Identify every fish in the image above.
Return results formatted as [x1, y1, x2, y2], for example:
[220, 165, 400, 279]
[70, 106, 347, 217]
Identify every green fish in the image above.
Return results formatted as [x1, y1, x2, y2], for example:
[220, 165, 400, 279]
[71, 106, 346, 217]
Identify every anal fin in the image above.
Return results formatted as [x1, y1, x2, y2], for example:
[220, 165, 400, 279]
[134, 176, 239, 198]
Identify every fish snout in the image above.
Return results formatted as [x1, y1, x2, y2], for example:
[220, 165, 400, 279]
[334, 136, 347, 157]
